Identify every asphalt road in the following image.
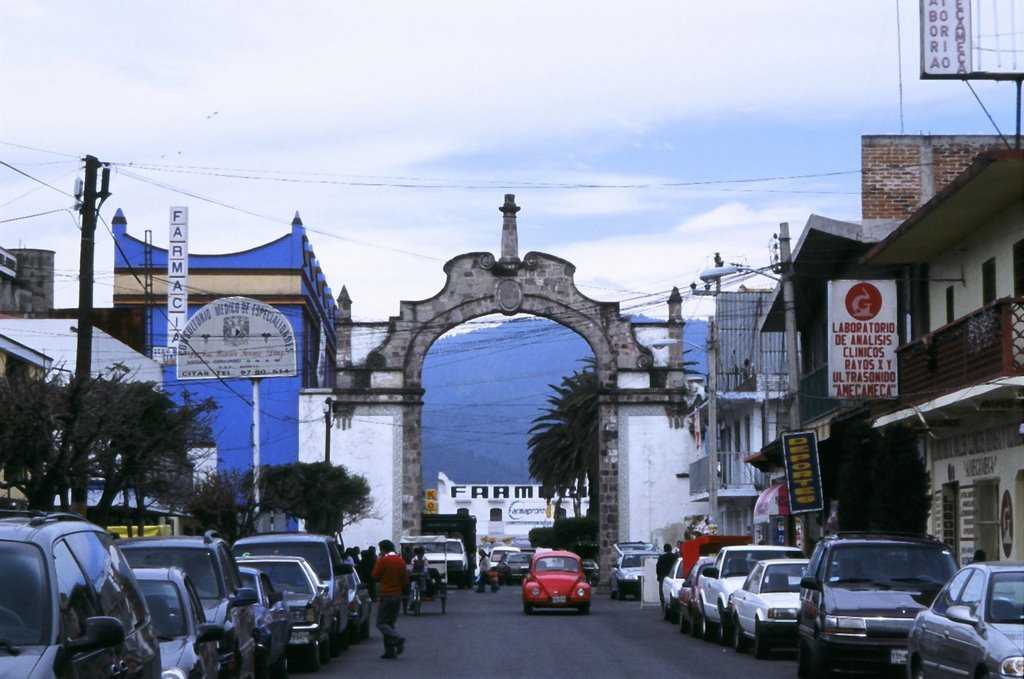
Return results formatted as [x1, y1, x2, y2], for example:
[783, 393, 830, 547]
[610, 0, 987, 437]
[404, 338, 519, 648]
[310, 586, 799, 679]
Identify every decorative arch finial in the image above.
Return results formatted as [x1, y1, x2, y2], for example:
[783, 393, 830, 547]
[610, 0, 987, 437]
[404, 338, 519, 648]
[499, 194, 521, 265]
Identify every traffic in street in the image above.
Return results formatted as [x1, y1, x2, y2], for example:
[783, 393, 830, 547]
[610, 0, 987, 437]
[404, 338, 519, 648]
[308, 585, 798, 678]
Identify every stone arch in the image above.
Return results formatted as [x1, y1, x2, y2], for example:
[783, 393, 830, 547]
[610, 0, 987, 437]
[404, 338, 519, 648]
[331, 196, 696, 579]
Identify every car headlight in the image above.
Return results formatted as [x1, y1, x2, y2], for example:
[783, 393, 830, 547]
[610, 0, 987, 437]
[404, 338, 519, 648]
[623, 573, 638, 581]
[162, 669, 188, 679]
[1001, 656, 1024, 677]
[576, 587, 587, 597]
[530, 586, 541, 596]
[823, 615, 867, 636]
[767, 607, 798, 620]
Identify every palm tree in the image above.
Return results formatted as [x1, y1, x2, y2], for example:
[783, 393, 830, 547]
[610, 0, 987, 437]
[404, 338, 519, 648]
[528, 359, 599, 518]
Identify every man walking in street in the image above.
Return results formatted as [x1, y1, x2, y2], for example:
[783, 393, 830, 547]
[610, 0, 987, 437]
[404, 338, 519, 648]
[656, 543, 676, 607]
[372, 539, 409, 659]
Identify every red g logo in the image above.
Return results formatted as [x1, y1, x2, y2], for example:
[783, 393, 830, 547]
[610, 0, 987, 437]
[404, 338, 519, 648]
[845, 282, 883, 320]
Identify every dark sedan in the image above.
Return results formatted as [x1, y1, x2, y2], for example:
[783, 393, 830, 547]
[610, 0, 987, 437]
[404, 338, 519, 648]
[679, 556, 717, 637]
[497, 552, 533, 585]
[239, 566, 292, 679]
[133, 567, 224, 679]
[237, 555, 334, 672]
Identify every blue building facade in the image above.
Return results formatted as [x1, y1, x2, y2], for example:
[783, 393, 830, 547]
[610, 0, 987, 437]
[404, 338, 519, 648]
[111, 208, 337, 473]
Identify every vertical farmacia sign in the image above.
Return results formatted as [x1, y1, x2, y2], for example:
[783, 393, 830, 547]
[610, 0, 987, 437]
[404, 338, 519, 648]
[177, 296, 296, 380]
[828, 280, 898, 399]
[165, 207, 189, 364]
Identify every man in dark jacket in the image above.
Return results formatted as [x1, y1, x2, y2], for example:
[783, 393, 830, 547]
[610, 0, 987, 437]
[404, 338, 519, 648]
[656, 543, 676, 606]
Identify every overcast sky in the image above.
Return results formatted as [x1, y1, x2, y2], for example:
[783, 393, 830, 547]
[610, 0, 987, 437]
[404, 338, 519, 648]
[2, 1, 1022, 323]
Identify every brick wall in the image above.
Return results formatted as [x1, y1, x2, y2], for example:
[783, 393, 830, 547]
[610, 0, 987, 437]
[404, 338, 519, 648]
[862, 135, 1008, 220]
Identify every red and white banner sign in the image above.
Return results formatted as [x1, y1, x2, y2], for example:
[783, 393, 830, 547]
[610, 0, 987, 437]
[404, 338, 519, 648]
[827, 280, 898, 400]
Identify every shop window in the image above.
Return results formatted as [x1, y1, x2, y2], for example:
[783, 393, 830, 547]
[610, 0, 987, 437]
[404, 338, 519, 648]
[489, 508, 502, 522]
[456, 507, 469, 516]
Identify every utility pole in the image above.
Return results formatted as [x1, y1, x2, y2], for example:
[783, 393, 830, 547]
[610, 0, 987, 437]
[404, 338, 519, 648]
[71, 155, 110, 515]
[706, 316, 719, 528]
[779, 222, 801, 430]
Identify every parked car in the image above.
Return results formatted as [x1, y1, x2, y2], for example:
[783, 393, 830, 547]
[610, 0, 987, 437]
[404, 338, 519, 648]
[697, 544, 804, 644]
[796, 531, 957, 677]
[679, 556, 717, 637]
[0, 510, 161, 678]
[660, 556, 688, 623]
[134, 566, 225, 679]
[237, 555, 333, 672]
[614, 541, 656, 555]
[340, 568, 372, 644]
[907, 560, 1024, 679]
[610, 550, 660, 600]
[495, 551, 533, 585]
[728, 558, 808, 658]
[119, 530, 258, 679]
[232, 532, 351, 654]
[239, 566, 292, 679]
[522, 550, 592, 615]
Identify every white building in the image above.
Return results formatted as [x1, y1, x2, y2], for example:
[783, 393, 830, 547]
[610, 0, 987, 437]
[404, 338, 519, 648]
[433, 472, 589, 547]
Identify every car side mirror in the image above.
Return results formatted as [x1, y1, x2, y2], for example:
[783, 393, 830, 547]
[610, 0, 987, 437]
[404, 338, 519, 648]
[229, 587, 258, 608]
[799, 576, 819, 591]
[268, 591, 283, 604]
[703, 567, 719, 579]
[945, 605, 979, 627]
[65, 616, 125, 654]
[196, 622, 226, 644]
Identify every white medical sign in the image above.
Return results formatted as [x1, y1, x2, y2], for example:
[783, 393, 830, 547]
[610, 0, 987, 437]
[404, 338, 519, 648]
[165, 207, 189, 365]
[920, 0, 972, 77]
[828, 280, 898, 400]
[177, 296, 297, 380]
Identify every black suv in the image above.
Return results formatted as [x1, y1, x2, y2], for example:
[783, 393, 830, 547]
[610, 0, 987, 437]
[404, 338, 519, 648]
[119, 530, 258, 679]
[0, 510, 160, 678]
[796, 531, 957, 677]
[232, 532, 351, 654]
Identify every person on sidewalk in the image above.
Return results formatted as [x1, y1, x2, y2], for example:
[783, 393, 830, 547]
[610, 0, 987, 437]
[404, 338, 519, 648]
[372, 539, 409, 659]
[476, 548, 492, 593]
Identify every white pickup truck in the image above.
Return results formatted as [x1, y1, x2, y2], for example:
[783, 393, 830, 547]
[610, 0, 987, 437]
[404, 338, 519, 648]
[696, 545, 804, 644]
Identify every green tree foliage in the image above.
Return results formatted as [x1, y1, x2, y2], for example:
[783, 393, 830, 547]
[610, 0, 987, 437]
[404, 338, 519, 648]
[187, 469, 256, 543]
[870, 424, 930, 532]
[528, 359, 599, 517]
[527, 517, 598, 558]
[260, 461, 372, 535]
[834, 420, 930, 533]
[0, 369, 216, 516]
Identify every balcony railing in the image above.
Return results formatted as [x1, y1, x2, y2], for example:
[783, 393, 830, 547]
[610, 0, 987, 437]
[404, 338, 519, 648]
[896, 298, 1024, 407]
[800, 364, 841, 423]
[689, 450, 769, 495]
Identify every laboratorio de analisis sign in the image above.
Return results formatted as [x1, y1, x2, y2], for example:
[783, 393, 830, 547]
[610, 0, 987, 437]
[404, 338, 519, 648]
[827, 280, 898, 400]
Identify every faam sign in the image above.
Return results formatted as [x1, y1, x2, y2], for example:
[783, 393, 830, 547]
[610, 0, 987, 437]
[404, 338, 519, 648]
[828, 280, 898, 400]
[177, 296, 296, 380]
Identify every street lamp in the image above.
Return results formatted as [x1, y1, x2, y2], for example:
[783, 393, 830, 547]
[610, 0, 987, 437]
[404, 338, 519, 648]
[323, 397, 334, 464]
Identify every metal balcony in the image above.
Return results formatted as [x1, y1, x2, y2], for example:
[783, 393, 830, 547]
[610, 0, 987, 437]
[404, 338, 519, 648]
[689, 450, 769, 496]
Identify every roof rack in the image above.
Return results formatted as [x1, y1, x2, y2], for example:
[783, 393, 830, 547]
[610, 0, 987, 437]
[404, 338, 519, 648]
[203, 529, 222, 544]
[0, 509, 88, 526]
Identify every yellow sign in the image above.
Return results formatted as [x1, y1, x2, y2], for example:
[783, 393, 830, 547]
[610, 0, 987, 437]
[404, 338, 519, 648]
[425, 488, 437, 500]
[424, 500, 438, 514]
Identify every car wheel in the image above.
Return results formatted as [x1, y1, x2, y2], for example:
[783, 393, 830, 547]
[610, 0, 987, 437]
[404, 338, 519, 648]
[732, 614, 749, 653]
[701, 608, 718, 643]
[669, 600, 679, 625]
[718, 603, 732, 646]
[679, 607, 691, 635]
[348, 619, 361, 644]
[268, 651, 288, 679]
[319, 633, 331, 664]
[305, 640, 321, 673]
[523, 603, 534, 615]
[752, 619, 769, 659]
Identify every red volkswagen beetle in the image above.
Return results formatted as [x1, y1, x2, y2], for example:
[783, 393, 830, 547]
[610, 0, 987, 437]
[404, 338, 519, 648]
[521, 550, 591, 615]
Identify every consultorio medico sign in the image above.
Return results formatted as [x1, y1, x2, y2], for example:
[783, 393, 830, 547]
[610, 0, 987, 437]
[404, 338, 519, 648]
[177, 296, 297, 380]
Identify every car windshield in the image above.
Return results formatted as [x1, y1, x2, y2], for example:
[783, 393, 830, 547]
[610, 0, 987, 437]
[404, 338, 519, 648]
[243, 561, 315, 596]
[535, 557, 579, 573]
[987, 571, 1024, 624]
[760, 563, 806, 593]
[0, 541, 49, 645]
[826, 544, 956, 588]
[122, 547, 223, 600]
[139, 580, 187, 639]
[508, 554, 531, 565]
[721, 550, 801, 578]
[234, 543, 331, 583]
[419, 542, 452, 555]
[620, 554, 655, 569]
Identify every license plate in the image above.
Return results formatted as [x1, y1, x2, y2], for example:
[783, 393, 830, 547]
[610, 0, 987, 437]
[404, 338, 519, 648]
[552, 595, 566, 604]
[890, 649, 908, 665]
[290, 631, 309, 645]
